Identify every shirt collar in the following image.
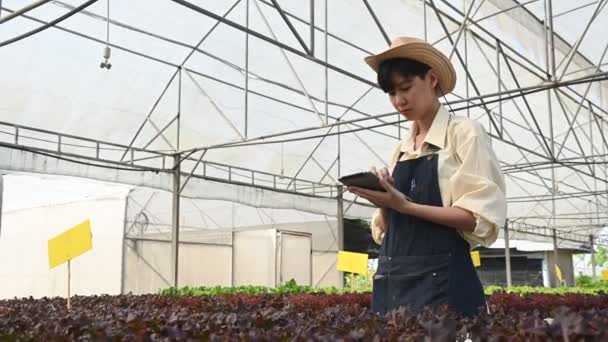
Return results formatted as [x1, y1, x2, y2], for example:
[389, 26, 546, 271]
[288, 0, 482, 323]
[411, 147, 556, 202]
[400, 104, 450, 152]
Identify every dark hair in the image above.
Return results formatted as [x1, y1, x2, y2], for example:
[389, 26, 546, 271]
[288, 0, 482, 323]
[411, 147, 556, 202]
[377, 58, 431, 93]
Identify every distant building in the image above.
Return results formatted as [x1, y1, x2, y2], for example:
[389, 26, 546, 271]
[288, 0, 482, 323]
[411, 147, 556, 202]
[474, 239, 591, 288]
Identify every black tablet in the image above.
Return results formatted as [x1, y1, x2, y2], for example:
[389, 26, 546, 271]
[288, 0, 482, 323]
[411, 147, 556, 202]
[338, 172, 386, 192]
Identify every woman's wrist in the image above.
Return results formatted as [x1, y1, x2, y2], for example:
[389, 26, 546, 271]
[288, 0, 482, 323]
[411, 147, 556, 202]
[397, 199, 418, 215]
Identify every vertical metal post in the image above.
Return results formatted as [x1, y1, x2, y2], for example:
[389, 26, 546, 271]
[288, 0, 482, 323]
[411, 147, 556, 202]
[171, 154, 181, 288]
[423, 0, 427, 41]
[120, 192, 130, 294]
[547, 0, 556, 79]
[590, 234, 596, 282]
[464, 0, 470, 119]
[589, 101, 594, 157]
[67, 260, 71, 310]
[504, 220, 512, 287]
[546, 0, 558, 289]
[337, 119, 341, 178]
[310, 0, 314, 56]
[590, 102, 601, 279]
[547, 74, 555, 159]
[337, 185, 345, 288]
[497, 39, 503, 138]
[0, 175, 3, 239]
[245, 0, 249, 139]
[543, 2, 549, 77]
[324, 0, 329, 125]
[604, 120, 608, 212]
[552, 228, 559, 287]
[177, 68, 182, 151]
[231, 230, 235, 286]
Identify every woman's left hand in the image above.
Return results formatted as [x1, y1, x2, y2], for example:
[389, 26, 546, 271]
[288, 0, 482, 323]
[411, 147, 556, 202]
[347, 178, 413, 214]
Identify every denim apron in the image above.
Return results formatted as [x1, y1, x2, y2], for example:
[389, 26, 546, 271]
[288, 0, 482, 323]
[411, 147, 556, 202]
[372, 152, 486, 317]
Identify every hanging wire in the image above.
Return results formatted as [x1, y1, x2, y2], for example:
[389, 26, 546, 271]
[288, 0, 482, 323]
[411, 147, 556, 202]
[106, 0, 110, 45]
[100, 0, 112, 69]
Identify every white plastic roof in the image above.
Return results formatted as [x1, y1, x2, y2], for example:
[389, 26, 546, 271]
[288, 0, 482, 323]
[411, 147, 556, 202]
[1, 0, 607, 244]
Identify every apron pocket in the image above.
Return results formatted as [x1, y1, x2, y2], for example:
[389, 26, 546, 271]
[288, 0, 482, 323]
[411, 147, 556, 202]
[388, 269, 449, 313]
[377, 254, 451, 314]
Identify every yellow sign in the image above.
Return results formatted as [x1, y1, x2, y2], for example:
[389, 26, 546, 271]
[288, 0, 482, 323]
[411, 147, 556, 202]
[470, 251, 481, 267]
[555, 265, 563, 283]
[48, 220, 93, 269]
[602, 269, 608, 281]
[337, 251, 368, 275]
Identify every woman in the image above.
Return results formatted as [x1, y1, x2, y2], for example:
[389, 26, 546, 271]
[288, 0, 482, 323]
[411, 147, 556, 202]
[347, 37, 507, 317]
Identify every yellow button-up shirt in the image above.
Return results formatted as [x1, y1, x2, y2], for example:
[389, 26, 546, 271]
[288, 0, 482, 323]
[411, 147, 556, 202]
[371, 104, 507, 249]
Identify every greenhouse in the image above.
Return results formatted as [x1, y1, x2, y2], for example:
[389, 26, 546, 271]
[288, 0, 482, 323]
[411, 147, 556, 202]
[1, 0, 607, 339]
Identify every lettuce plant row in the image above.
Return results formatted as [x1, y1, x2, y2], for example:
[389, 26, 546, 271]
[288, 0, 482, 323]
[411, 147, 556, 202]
[2, 292, 608, 340]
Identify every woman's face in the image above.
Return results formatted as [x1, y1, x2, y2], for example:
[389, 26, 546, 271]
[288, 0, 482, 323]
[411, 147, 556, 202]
[388, 70, 439, 121]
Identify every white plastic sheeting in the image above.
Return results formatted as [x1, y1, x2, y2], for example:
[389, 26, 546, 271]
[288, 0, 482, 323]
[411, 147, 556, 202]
[0, 174, 130, 299]
[0, 0, 607, 250]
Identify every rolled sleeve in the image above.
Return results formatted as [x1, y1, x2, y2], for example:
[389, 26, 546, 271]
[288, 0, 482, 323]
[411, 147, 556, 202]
[450, 123, 507, 248]
[370, 209, 385, 245]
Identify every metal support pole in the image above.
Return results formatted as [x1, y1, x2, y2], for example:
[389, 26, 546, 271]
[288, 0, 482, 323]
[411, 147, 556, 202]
[120, 193, 130, 294]
[465, 31, 470, 120]
[428, 0, 501, 135]
[0, 175, 3, 239]
[251, 0, 324, 125]
[557, 0, 606, 80]
[0, 0, 51, 24]
[171, 0, 377, 87]
[337, 119, 341, 178]
[547, 0, 558, 288]
[547, 0, 556, 79]
[448, 0, 476, 61]
[231, 229, 235, 286]
[310, 0, 314, 56]
[337, 185, 345, 288]
[590, 235, 596, 282]
[324, 0, 328, 125]
[423, 0, 427, 41]
[498, 43, 553, 158]
[496, 39, 503, 137]
[362, 0, 391, 45]
[604, 120, 608, 212]
[504, 220, 512, 287]
[552, 228, 559, 287]
[269, 0, 311, 55]
[177, 68, 182, 151]
[171, 154, 181, 288]
[245, 0, 250, 139]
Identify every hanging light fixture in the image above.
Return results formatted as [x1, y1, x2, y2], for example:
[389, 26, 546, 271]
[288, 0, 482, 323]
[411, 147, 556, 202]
[100, 0, 112, 69]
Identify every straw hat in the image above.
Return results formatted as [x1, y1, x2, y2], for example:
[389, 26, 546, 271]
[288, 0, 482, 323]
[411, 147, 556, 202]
[364, 37, 457, 94]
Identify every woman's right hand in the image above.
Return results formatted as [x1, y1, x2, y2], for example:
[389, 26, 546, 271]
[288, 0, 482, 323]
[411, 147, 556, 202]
[370, 166, 394, 186]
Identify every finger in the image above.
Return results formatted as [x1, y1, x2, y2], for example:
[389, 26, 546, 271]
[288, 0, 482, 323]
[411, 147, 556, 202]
[380, 167, 390, 181]
[349, 190, 373, 203]
[379, 178, 397, 194]
[347, 186, 364, 193]
[352, 187, 376, 197]
[369, 166, 378, 176]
